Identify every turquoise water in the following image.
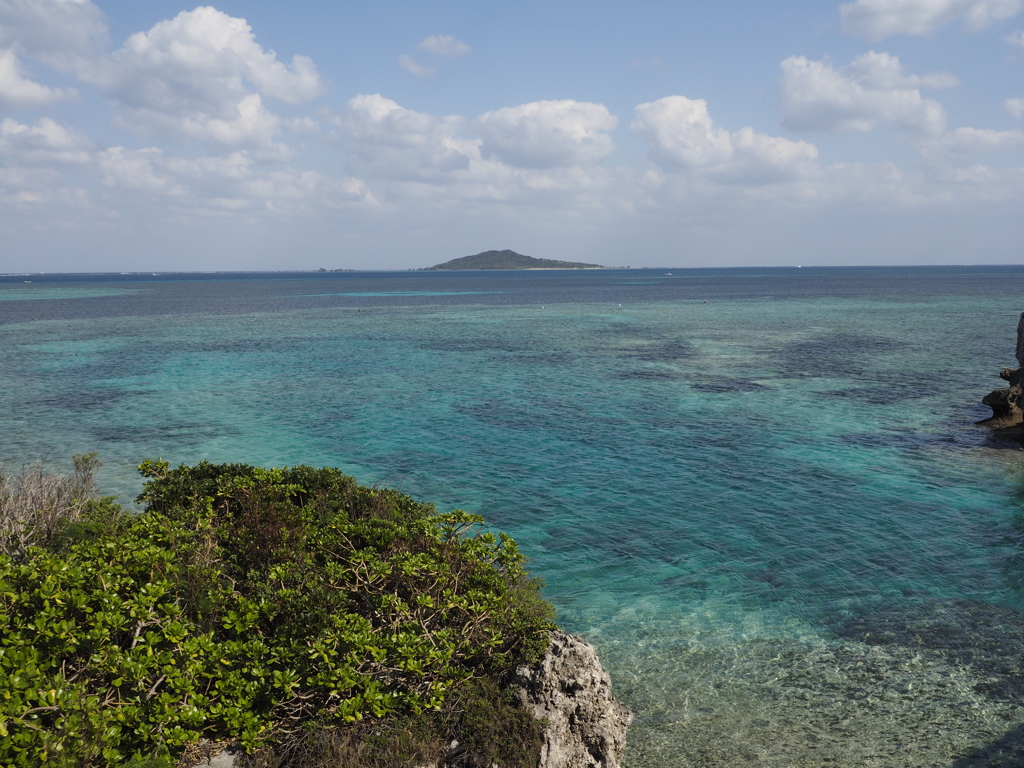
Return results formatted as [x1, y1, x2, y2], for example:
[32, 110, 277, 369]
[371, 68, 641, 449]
[3, 267, 1024, 766]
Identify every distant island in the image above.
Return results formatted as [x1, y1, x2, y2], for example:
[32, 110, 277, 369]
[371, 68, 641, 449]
[427, 249, 604, 270]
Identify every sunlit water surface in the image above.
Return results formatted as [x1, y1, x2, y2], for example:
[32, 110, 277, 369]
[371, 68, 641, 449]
[4, 267, 1024, 767]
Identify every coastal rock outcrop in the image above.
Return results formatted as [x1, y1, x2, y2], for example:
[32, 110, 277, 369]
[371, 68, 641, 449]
[185, 631, 631, 768]
[981, 312, 1024, 429]
[508, 631, 633, 768]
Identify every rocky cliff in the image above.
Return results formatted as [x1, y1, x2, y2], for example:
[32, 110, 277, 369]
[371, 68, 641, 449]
[509, 631, 632, 768]
[981, 312, 1024, 429]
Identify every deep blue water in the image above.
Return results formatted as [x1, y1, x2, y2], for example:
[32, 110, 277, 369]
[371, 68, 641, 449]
[4, 266, 1024, 766]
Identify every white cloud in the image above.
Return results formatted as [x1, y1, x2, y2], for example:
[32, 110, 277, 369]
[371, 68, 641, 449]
[0, 48, 76, 109]
[416, 35, 471, 58]
[114, 93, 289, 158]
[2, 4, 320, 154]
[96, 146, 185, 194]
[0, 91, 92, 225]
[847, 50, 959, 89]
[632, 97, 733, 168]
[329, 94, 621, 209]
[632, 95, 819, 184]
[103, 7, 323, 107]
[917, 127, 1024, 188]
[0, 166, 92, 213]
[930, 126, 1024, 151]
[780, 52, 951, 136]
[841, 0, 1024, 39]
[474, 100, 617, 168]
[1007, 97, 1024, 117]
[397, 54, 436, 78]
[399, 34, 470, 77]
[0, 117, 91, 164]
[94, 145, 373, 213]
[286, 116, 320, 135]
[86, 7, 322, 153]
[1008, 28, 1024, 44]
[336, 93, 475, 180]
[175, 92, 281, 150]
[0, 0, 107, 70]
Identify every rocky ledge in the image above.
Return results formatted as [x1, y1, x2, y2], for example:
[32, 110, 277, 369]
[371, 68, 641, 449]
[509, 631, 633, 768]
[981, 312, 1024, 430]
[189, 631, 631, 768]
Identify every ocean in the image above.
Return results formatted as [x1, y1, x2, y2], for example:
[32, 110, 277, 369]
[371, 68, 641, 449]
[2, 265, 1024, 766]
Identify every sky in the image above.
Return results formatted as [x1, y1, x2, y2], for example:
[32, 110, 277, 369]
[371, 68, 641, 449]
[0, 0, 1022, 271]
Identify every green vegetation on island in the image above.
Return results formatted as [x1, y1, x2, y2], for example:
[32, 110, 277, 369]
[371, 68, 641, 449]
[0, 457, 556, 767]
[427, 250, 603, 270]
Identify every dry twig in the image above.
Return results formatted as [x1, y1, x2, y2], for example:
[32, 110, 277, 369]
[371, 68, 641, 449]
[0, 453, 100, 559]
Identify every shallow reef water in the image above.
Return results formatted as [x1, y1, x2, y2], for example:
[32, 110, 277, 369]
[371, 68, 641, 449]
[4, 266, 1024, 766]
[591, 598, 1024, 767]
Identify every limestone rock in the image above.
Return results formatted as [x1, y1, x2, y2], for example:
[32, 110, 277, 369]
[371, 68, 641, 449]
[981, 377, 1024, 428]
[1015, 312, 1024, 365]
[509, 631, 632, 768]
[980, 312, 1024, 429]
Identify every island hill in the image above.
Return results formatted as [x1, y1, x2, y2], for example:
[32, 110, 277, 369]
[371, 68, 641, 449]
[427, 249, 604, 270]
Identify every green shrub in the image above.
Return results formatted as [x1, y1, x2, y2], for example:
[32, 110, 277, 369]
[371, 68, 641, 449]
[0, 460, 555, 767]
[265, 678, 544, 768]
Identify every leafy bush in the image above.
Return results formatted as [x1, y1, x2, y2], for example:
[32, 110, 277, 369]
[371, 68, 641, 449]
[266, 678, 545, 768]
[0, 460, 555, 767]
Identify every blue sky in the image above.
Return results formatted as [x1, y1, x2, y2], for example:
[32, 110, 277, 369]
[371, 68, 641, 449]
[1, 0, 1022, 270]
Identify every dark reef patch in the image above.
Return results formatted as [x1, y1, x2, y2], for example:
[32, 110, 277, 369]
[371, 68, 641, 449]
[189, 337, 291, 354]
[776, 333, 904, 377]
[90, 423, 237, 445]
[622, 339, 697, 362]
[33, 388, 133, 412]
[593, 322, 657, 338]
[689, 376, 768, 394]
[454, 401, 553, 431]
[420, 337, 531, 354]
[504, 351, 576, 366]
[614, 369, 686, 381]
